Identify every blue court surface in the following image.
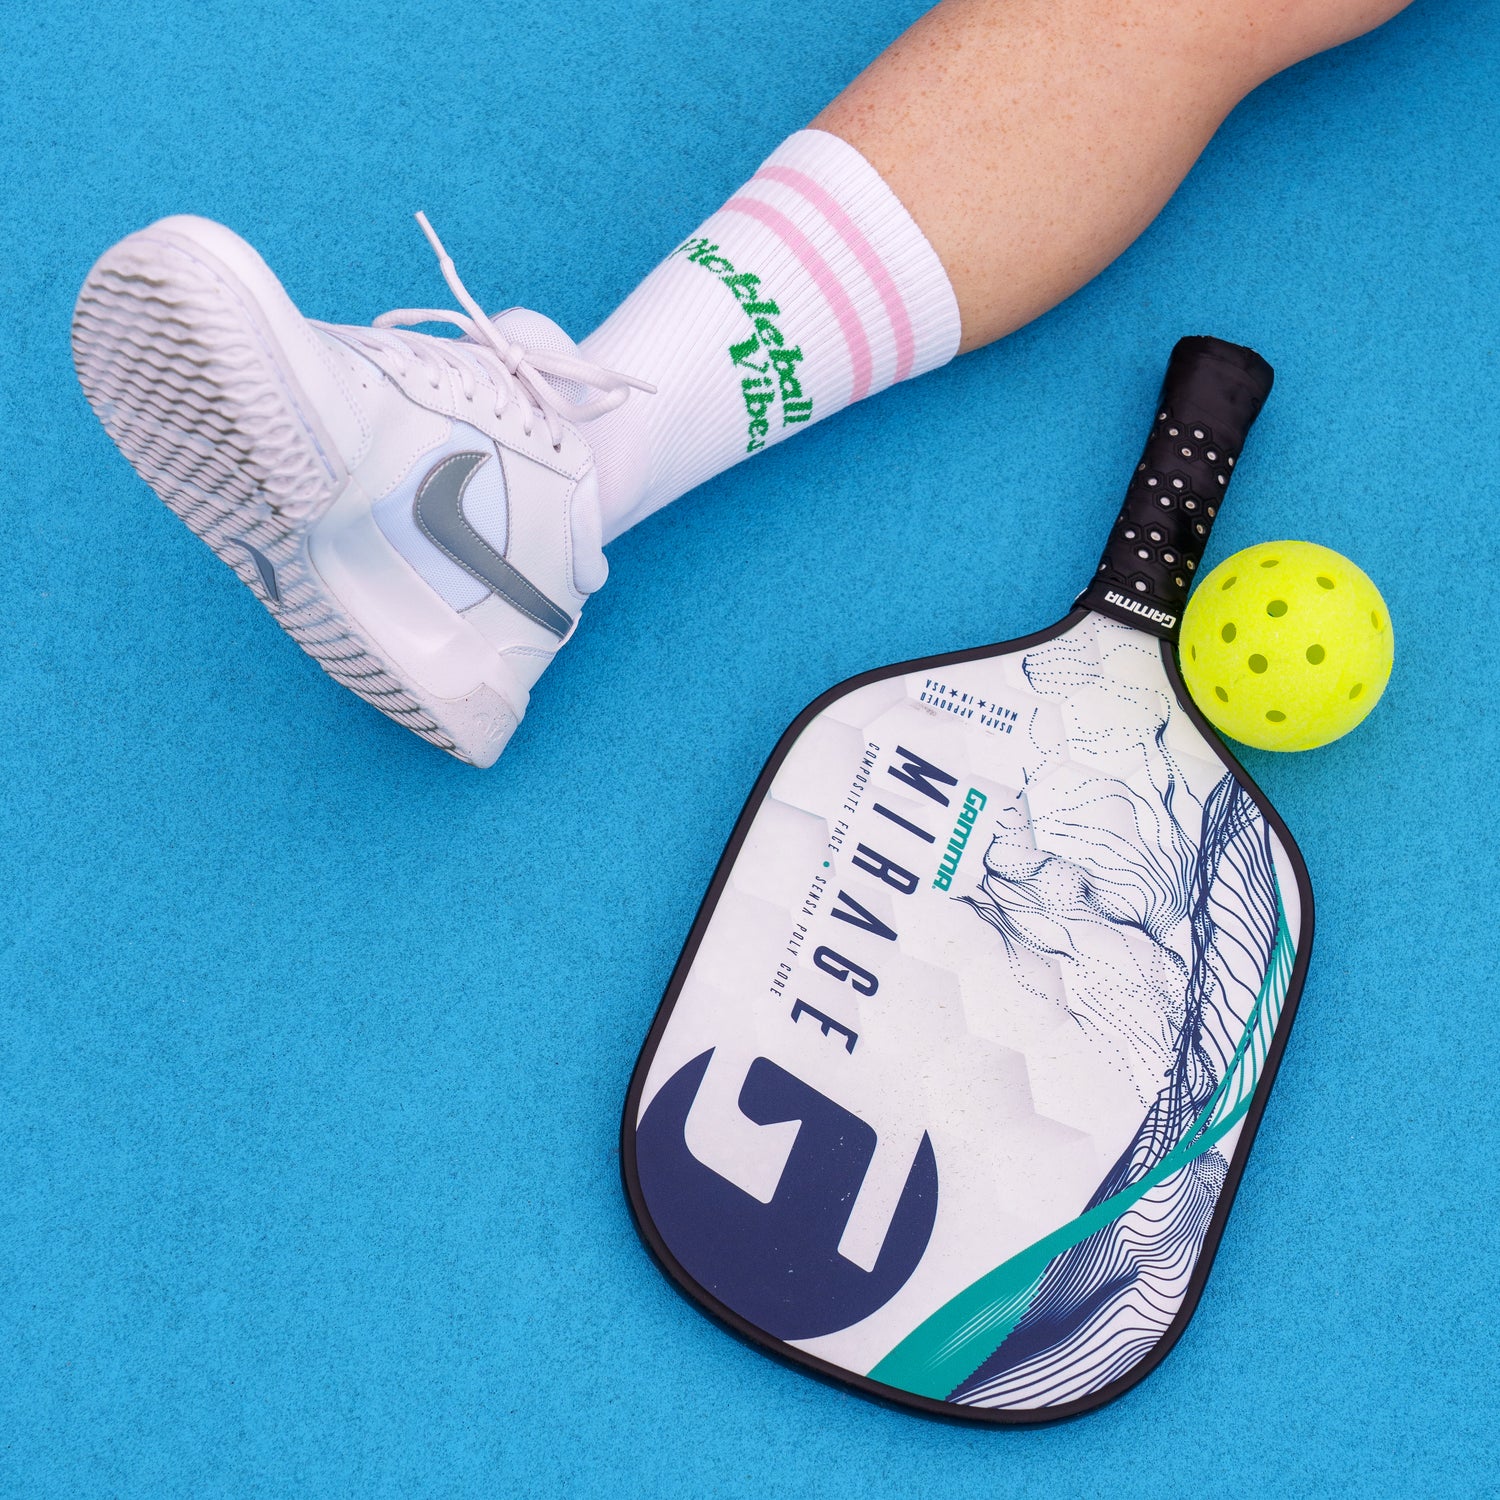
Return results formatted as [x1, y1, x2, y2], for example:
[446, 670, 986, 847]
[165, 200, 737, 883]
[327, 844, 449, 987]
[3, 0, 1497, 1494]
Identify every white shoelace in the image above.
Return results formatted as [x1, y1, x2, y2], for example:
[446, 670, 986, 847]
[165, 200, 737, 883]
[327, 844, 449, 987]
[327, 212, 653, 451]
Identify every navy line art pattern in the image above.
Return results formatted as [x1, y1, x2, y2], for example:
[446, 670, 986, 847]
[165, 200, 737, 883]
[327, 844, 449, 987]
[948, 622, 1285, 1409]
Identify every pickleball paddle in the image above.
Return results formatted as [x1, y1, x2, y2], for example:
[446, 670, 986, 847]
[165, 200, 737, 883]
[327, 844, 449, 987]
[622, 336, 1312, 1423]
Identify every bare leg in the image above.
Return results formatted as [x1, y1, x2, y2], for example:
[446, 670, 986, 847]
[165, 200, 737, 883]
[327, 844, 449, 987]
[815, 0, 1412, 352]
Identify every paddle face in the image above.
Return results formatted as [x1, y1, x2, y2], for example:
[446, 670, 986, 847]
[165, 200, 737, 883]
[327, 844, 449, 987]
[623, 608, 1311, 1421]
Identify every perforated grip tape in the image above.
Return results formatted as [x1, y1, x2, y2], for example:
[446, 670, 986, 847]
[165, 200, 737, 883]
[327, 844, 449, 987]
[1075, 336, 1274, 641]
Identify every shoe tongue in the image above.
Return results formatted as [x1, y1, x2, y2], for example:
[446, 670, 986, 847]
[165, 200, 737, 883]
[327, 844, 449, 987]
[488, 307, 587, 406]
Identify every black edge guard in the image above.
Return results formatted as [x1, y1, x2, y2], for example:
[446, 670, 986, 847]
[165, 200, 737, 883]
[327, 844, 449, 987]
[1075, 336, 1274, 641]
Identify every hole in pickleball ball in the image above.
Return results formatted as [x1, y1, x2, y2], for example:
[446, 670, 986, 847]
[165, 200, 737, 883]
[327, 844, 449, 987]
[1190, 644, 1197, 660]
[1266, 710, 1287, 723]
[1214, 686, 1229, 703]
[1248, 654, 1268, 674]
[1350, 683, 1364, 700]
[1261, 558, 1280, 568]
[1317, 575, 1335, 589]
[1221, 622, 1237, 643]
[1306, 644, 1326, 665]
[1267, 599, 1288, 617]
[1221, 575, 1238, 591]
[1372, 611, 1383, 630]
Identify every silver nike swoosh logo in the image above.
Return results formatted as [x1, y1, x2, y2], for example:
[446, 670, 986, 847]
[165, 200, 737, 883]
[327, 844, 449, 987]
[412, 451, 572, 639]
[239, 540, 280, 603]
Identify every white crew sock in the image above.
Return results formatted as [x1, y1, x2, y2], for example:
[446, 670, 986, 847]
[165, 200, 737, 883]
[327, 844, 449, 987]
[579, 129, 962, 542]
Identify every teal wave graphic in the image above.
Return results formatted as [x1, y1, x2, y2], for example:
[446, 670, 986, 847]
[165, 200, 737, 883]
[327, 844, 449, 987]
[869, 892, 1295, 1400]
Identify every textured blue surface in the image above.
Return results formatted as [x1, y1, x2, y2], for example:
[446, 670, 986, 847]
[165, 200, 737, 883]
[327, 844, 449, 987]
[2, 0, 1497, 1493]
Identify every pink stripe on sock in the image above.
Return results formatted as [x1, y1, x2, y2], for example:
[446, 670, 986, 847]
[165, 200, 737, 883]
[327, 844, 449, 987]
[723, 195, 873, 402]
[755, 165, 916, 383]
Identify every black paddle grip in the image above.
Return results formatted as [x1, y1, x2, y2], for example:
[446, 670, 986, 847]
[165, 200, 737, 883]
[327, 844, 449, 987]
[1075, 336, 1274, 641]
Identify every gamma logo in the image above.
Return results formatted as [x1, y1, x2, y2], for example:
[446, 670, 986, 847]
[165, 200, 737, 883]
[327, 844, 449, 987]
[1105, 589, 1177, 629]
[634, 1051, 938, 1340]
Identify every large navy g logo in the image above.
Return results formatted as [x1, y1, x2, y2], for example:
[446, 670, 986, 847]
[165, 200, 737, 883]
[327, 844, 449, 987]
[634, 1050, 938, 1340]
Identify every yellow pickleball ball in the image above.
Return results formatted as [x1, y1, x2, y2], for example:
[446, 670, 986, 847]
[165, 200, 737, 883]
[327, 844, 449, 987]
[1180, 541, 1393, 751]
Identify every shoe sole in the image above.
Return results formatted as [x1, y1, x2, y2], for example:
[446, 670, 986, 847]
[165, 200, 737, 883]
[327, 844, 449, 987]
[71, 221, 501, 766]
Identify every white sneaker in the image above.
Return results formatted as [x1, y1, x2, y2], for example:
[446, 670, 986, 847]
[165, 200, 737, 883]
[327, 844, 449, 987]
[71, 213, 652, 767]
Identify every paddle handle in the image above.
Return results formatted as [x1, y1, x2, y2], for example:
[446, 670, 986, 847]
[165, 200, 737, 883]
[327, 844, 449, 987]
[1076, 336, 1274, 641]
